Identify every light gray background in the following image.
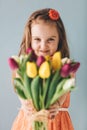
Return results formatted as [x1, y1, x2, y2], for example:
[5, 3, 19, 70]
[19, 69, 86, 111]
[0, 0, 87, 130]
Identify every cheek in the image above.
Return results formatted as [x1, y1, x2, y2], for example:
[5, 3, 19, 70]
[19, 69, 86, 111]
[31, 43, 39, 52]
[31, 43, 34, 50]
[50, 43, 59, 55]
[52, 43, 58, 51]
[31, 42, 36, 50]
[51, 48, 57, 55]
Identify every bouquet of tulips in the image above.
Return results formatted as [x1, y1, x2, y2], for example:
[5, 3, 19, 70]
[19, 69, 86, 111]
[8, 48, 80, 130]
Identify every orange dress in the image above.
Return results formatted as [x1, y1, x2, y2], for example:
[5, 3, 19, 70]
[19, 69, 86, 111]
[11, 93, 74, 130]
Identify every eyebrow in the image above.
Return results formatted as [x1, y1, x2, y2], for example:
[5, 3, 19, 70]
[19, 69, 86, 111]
[50, 36, 56, 38]
[32, 36, 57, 38]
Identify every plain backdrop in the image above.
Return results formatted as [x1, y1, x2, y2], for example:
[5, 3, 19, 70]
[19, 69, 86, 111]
[0, 0, 87, 130]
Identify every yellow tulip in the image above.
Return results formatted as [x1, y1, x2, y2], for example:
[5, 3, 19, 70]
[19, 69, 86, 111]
[39, 61, 50, 79]
[26, 62, 37, 78]
[51, 51, 62, 71]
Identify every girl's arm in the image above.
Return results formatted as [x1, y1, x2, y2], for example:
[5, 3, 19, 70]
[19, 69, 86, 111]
[48, 93, 67, 119]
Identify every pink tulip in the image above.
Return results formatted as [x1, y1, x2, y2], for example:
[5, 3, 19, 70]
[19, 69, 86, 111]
[60, 63, 71, 77]
[8, 58, 19, 70]
[36, 56, 45, 67]
[26, 48, 33, 54]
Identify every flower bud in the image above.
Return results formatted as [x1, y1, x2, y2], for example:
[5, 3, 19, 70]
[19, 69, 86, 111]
[26, 48, 37, 61]
[36, 56, 45, 67]
[30, 52, 37, 62]
[39, 61, 50, 79]
[51, 51, 61, 70]
[70, 62, 80, 73]
[26, 48, 33, 54]
[61, 57, 69, 65]
[63, 78, 75, 90]
[8, 58, 19, 70]
[26, 62, 37, 78]
[60, 63, 71, 77]
[12, 56, 20, 63]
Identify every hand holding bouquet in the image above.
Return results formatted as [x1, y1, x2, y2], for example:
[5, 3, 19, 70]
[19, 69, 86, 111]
[8, 48, 80, 130]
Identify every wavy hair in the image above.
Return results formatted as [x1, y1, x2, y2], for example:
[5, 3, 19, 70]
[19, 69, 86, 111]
[18, 8, 70, 58]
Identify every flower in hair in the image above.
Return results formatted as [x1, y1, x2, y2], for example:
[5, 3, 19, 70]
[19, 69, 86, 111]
[49, 9, 59, 20]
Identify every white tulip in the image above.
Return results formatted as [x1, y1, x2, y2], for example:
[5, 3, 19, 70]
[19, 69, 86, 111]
[63, 78, 75, 90]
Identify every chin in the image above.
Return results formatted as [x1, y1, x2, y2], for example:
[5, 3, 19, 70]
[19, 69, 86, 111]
[39, 53, 50, 57]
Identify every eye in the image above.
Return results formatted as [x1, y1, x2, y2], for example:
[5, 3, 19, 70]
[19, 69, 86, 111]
[47, 38, 55, 42]
[34, 38, 41, 41]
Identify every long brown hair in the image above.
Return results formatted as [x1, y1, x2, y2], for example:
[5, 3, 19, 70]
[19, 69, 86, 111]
[18, 8, 70, 58]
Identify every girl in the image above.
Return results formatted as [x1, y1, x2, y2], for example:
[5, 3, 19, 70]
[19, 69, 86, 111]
[11, 8, 74, 130]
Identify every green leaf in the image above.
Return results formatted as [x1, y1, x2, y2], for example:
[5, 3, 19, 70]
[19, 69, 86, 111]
[21, 53, 32, 71]
[15, 86, 27, 99]
[17, 69, 24, 78]
[45, 70, 61, 108]
[14, 78, 24, 90]
[23, 73, 32, 99]
[31, 76, 40, 110]
[43, 76, 51, 106]
[50, 79, 67, 105]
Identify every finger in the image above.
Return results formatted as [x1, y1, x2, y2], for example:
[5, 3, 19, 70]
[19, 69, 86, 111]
[49, 103, 59, 109]
[49, 108, 58, 112]
[49, 110, 59, 119]
[49, 108, 59, 115]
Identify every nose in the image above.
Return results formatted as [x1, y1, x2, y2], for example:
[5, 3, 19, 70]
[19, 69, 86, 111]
[40, 40, 47, 50]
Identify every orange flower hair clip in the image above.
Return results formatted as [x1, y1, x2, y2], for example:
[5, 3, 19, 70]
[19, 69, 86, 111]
[49, 9, 60, 20]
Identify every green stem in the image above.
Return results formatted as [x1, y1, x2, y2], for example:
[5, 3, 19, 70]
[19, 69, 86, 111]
[41, 79, 46, 109]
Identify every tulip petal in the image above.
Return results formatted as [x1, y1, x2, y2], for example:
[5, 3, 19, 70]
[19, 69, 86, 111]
[26, 62, 37, 78]
[39, 61, 50, 79]
[60, 63, 71, 77]
[51, 51, 61, 70]
[8, 58, 19, 70]
[63, 78, 75, 90]
[36, 56, 45, 67]
[70, 62, 80, 73]
[26, 48, 33, 54]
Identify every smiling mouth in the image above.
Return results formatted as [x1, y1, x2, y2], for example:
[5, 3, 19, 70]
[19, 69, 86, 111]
[40, 50, 49, 53]
[40, 50, 49, 52]
[39, 50, 50, 55]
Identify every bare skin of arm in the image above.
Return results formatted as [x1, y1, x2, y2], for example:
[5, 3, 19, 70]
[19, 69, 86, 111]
[48, 93, 67, 119]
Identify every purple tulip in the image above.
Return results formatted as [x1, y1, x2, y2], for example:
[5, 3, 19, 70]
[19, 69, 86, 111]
[30, 52, 37, 62]
[36, 56, 45, 67]
[60, 62, 80, 78]
[60, 63, 71, 77]
[26, 48, 37, 61]
[8, 58, 19, 70]
[70, 62, 80, 73]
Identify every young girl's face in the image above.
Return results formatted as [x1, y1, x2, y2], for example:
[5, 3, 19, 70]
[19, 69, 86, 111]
[31, 20, 59, 57]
